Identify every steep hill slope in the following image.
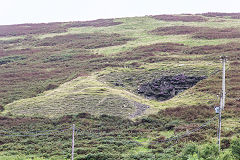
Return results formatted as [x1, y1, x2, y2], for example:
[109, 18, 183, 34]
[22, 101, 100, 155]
[1, 15, 240, 108]
[0, 13, 239, 159]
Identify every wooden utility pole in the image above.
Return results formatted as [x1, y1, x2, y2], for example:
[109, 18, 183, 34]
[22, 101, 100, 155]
[72, 124, 75, 160]
[221, 56, 226, 110]
[217, 95, 222, 152]
[218, 56, 226, 152]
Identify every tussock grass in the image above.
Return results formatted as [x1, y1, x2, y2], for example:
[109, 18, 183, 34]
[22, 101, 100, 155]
[3, 75, 153, 119]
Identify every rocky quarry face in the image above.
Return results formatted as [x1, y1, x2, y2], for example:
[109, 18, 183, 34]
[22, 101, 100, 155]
[137, 74, 205, 101]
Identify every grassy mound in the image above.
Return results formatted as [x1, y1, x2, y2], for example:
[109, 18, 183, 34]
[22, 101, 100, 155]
[3, 75, 153, 118]
[0, 13, 240, 159]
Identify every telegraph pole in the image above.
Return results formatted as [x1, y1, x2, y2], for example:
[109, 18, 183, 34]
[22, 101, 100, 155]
[217, 56, 226, 152]
[72, 124, 75, 160]
[221, 56, 226, 110]
[217, 95, 222, 152]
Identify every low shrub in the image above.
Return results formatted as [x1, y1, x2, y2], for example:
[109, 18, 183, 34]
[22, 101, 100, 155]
[231, 138, 240, 159]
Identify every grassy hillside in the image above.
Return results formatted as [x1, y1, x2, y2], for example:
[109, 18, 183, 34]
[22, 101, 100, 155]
[0, 13, 240, 159]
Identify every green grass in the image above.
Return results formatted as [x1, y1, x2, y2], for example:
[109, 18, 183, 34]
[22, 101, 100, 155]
[1, 15, 239, 107]
[0, 156, 47, 160]
[0, 35, 25, 41]
[3, 59, 221, 118]
[36, 16, 240, 56]
[0, 152, 49, 160]
[0, 13, 240, 159]
[3, 74, 155, 118]
[1, 14, 239, 119]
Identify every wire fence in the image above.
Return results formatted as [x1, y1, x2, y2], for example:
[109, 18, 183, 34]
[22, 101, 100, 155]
[0, 114, 217, 138]
[136, 115, 218, 145]
[0, 113, 219, 160]
[156, 115, 218, 159]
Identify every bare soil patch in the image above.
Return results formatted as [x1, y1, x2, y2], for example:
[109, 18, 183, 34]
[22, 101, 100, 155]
[129, 102, 150, 118]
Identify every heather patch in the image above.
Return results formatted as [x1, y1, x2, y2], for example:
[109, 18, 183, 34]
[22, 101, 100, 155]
[131, 42, 186, 53]
[65, 19, 122, 28]
[184, 43, 240, 54]
[36, 33, 132, 49]
[193, 27, 240, 39]
[0, 55, 26, 65]
[150, 26, 206, 35]
[0, 23, 66, 37]
[161, 105, 214, 121]
[201, 12, 240, 19]
[151, 26, 240, 40]
[152, 14, 207, 22]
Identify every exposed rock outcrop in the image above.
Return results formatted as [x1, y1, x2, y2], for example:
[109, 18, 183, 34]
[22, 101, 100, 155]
[138, 74, 205, 101]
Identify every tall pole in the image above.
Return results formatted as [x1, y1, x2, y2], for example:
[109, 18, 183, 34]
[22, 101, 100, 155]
[221, 56, 226, 110]
[218, 56, 226, 152]
[218, 96, 222, 152]
[72, 124, 75, 160]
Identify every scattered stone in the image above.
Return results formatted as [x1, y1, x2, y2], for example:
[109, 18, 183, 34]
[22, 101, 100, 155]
[114, 82, 124, 87]
[129, 101, 150, 118]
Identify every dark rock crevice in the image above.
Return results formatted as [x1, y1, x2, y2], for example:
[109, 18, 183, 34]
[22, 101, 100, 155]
[137, 74, 205, 101]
